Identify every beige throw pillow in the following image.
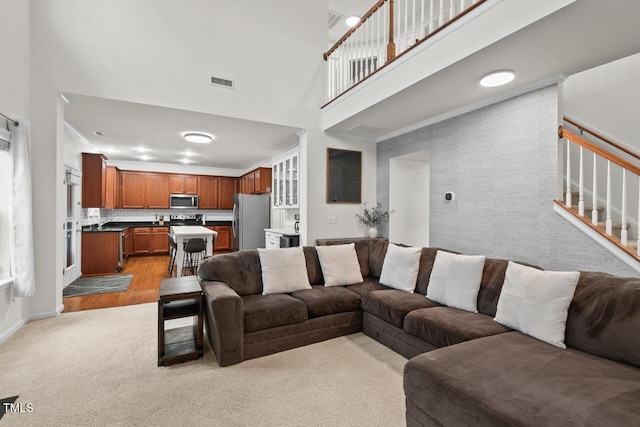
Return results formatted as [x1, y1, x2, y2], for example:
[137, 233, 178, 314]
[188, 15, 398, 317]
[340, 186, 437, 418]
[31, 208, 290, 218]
[379, 243, 422, 293]
[258, 247, 311, 295]
[494, 261, 580, 349]
[426, 251, 486, 313]
[315, 243, 364, 287]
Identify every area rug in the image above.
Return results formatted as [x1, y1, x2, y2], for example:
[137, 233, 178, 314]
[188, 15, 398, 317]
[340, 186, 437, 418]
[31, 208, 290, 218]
[63, 274, 133, 297]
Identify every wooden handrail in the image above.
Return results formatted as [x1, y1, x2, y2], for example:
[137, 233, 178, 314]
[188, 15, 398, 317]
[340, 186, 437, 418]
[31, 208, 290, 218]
[323, 0, 387, 61]
[559, 127, 640, 177]
[564, 116, 640, 163]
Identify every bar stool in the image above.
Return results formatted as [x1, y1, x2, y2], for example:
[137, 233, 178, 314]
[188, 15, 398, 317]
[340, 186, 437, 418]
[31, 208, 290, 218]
[181, 238, 206, 276]
[167, 234, 178, 277]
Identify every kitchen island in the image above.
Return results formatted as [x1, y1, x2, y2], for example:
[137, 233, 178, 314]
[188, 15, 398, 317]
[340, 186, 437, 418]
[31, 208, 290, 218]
[170, 226, 217, 277]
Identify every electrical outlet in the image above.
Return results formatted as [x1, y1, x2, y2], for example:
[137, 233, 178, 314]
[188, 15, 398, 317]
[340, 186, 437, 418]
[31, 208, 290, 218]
[328, 216, 337, 224]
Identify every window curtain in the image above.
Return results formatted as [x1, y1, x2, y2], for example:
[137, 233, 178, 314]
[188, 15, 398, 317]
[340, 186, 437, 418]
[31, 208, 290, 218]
[9, 120, 35, 297]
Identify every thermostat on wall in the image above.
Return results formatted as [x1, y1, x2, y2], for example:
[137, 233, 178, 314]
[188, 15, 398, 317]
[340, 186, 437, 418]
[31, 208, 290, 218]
[445, 192, 455, 201]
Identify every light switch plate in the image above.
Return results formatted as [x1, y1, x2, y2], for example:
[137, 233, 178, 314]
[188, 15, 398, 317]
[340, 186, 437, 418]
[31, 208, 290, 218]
[328, 216, 337, 224]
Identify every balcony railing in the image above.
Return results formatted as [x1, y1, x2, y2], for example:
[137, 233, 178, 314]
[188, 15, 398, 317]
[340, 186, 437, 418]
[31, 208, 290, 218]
[323, 0, 487, 105]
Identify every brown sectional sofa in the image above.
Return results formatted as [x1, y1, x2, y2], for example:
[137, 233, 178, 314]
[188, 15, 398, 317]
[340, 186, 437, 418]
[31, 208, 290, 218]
[197, 238, 640, 426]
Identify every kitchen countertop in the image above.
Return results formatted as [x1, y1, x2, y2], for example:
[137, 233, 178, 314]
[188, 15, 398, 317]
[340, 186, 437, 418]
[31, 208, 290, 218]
[265, 228, 299, 236]
[82, 220, 232, 232]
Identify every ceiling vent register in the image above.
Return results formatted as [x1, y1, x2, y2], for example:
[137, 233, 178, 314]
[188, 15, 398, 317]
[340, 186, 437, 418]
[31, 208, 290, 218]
[211, 76, 234, 89]
[328, 11, 343, 29]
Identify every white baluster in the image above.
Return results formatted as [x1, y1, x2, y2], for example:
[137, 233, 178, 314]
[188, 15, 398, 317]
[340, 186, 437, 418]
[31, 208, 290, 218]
[565, 139, 572, 207]
[449, 0, 455, 19]
[592, 152, 598, 225]
[461, 0, 467, 10]
[606, 160, 612, 236]
[439, 0, 445, 27]
[421, 0, 425, 38]
[404, 0, 408, 51]
[429, 0, 435, 32]
[578, 146, 584, 216]
[365, 19, 369, 77]
[621, 169, 628, 245]
[412, 0, 417, 45]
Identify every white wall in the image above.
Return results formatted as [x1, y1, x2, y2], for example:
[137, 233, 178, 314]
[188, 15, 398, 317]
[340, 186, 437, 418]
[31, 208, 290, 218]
[0, 0, 31, 342]
[302, 130, 377, 245]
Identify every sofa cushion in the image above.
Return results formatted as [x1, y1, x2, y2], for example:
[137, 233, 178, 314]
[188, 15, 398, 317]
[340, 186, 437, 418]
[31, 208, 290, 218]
[290, 285, 361, 318]
[361, 290, 440, 328]
[415, 247, 451, 295]
[303, 246, 324, 285]
[404, 332, 640, 427]
[242, 294, 308, 333]
[495, 262, 579, 349]
[316, 243, 364, 286]
[315, 239, 371, 278]
[565, 271, 640, 369]
[426, 251, 486, 313]
[346, 278, 391, 297]
[404, 306, 510, 348]
[198, 250, 263, 296]
[258, 247, 312, 295]
[379, 244, 422, 293]
[368, 239, 389, 278]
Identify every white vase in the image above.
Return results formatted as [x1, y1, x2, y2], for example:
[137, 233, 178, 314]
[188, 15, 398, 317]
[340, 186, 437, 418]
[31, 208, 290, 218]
[368, 227, 378, 238]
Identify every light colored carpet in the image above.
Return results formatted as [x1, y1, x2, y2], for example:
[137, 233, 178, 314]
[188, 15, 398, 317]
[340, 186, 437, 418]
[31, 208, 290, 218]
[0, 303, 407, 426]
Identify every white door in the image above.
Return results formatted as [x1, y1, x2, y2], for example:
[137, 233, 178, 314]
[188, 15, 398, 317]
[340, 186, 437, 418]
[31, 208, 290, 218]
[63, 167, 81, 287]
[389, 151, 430, 247]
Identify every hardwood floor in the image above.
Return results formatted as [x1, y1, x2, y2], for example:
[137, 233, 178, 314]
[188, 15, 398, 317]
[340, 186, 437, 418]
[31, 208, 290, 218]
[63, 255, 172, 312]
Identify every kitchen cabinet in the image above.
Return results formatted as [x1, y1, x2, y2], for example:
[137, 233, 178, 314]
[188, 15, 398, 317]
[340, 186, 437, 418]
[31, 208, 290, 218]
[171, 174, 198, 194]
[81, 231, 120, 274]
[198, 176, 219, 209]
[133, 227, 169, 255]
[240, 168, 272, 195]
[151, 227, 170, 254]
[133, 227, 152, 254]
[121, 171, 169, 209]
[272, 150, 299, 208]
[218, 177, 237, 209]
[146, 173, 170, 209]
[207, 225, 232, 251]
[81, 153, 108, 208]
[105, 166, 120, 209]
[121, 171, 147, 209]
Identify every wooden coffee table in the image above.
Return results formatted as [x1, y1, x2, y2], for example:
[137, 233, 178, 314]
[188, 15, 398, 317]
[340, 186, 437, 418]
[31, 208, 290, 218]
[157, 276, 203, 366]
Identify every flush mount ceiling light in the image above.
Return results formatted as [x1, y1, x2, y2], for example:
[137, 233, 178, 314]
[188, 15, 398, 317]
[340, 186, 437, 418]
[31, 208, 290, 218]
[345, 16, 361, 27]
[183, 132, 214, 144]
[480, 70, 515, 87]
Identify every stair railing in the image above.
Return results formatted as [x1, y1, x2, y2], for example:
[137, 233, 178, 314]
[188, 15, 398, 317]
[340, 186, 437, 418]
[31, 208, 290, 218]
[323, 0, 487, 105]
[558, 118, 640, 255]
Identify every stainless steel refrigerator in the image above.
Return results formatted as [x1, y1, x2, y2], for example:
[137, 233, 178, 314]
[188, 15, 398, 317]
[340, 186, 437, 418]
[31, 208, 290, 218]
[232, 194, 271, 251]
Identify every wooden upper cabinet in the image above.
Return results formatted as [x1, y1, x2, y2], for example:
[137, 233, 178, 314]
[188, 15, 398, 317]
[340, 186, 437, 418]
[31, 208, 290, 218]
[146, 173, 170, 209]
[254, 168, 272, 194]
[218, 177, 238, 209]
[120, 171, 147, 209]
[198, 176, 219, 210]
[171, 174, 198, 194]
[81, 153, 108, 208]
[105, 166, 120, 209]
[239, 168, 272, 195]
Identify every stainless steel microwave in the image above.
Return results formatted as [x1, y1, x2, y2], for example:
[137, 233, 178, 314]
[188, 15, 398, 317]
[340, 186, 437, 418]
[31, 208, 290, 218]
[170, 194, 198, 209]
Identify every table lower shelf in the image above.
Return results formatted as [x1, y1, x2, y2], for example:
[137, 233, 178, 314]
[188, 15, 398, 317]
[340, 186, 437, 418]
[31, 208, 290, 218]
[159, 325, 203, 366]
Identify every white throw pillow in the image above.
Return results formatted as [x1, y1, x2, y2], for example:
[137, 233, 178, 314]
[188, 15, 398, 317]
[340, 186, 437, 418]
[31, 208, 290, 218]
[494, 261, 580, 349]
[379, 243, 422, 293]
[426, 251, 486, 313]
[315, 244, 364, 287]
[258, 247, 311, 295]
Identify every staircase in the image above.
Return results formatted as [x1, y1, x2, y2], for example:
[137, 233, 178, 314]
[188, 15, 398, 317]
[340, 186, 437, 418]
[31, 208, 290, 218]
[555, 117, 640, 271]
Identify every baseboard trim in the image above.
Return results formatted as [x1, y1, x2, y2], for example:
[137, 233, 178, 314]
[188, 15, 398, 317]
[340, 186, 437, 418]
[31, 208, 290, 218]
[29, 304, 64, 321]
[0, 304, 64, 345]
[0, 317, 28, 345]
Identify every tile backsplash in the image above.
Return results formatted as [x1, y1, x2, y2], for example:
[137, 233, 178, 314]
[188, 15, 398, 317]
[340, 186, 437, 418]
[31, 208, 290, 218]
[82, 209, 233, 226]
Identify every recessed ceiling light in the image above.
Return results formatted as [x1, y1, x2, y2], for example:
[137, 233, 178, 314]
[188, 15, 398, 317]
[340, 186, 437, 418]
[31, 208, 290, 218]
[345, 16, 361, 27]
[181, 158, 191, 164]
[183, 150, 196, 157]
[139, 155, 150, 161]
[184, 132, 214, 144]
[480, 70, 515, 87]
[104, 147, 117, 154]
[136, 146, 149, 153]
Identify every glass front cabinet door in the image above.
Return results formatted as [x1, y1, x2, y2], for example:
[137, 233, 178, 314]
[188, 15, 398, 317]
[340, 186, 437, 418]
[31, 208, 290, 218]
[272, 150, 299, 209]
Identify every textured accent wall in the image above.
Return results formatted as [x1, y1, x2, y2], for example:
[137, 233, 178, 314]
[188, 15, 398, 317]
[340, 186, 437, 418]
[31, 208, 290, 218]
[377, 85, 637, 276]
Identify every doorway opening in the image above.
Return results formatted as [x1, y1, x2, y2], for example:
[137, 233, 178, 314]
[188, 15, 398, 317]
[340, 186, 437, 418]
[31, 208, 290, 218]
[389, 150, 430, 247]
